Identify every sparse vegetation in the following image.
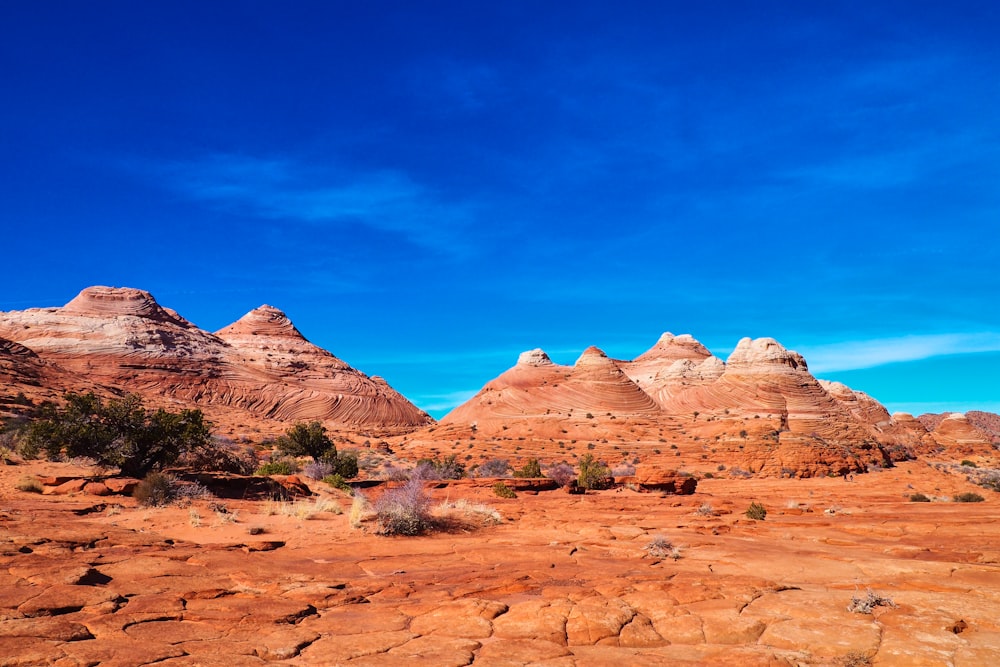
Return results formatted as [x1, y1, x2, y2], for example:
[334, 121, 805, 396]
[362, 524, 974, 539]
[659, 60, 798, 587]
[373, 478, 432, 535]
[546, 462, 575, 487]
[745, 501, 767, 521]
[577, 453, 612, 490]
[909, 492, 931, 502]
[254, 459, 297, 476]
[322, 473, 351, 491]
[960, 459, 977, 467]
[847, 589, 896, 614]
[513, 458, 542, 478]
[20, 392, 211, 477]
[492, 481, 516, 498]
[643, 534, 680, 560]
[475, 458, 510, 477]
[414, 454, 465, 480]
[133, 471, 176, 507]
[954, 492, 985, 503]
[696, 502, 715, 516]
[15, 476, 43, 493]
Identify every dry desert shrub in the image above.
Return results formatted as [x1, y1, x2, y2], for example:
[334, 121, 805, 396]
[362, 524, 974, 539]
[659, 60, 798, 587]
[546, 462, 575, 487]
[16, 476, 43, 493]
[373, 478, 431, 535]
[436, 498, 502, 527]
[134, 472, 176, 507]
[847, 589, 896, 614]
[349, 492, 371, 529]
[475, 457, 510, 477]
[643, 534, 681, 560]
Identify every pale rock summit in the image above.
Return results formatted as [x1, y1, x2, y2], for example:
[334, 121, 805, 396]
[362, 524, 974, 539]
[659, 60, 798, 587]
[517, 348, 553, 366]
[725, 337, 808, 373]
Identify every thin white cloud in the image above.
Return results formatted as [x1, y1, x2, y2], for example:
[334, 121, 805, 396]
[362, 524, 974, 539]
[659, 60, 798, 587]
[412, 389, 479, 413]
[155, 153, 476, 252]
[800, 333, 1000, 373]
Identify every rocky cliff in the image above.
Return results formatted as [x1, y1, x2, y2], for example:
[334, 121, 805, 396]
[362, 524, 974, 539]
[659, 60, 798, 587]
[0, 287, 431, 433]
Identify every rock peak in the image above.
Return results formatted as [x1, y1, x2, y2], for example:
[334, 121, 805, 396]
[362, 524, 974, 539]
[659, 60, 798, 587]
[726, 337, 808, 372]
[62, 286, 184, 324]
[517, 349, 553, 366]
[575, 346, 610, 366]
[634, 331, 712, 363]
[216, 305, 305, 340]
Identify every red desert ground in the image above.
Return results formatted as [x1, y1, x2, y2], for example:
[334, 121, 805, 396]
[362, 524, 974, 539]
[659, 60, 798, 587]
[1, 286, 998, 665]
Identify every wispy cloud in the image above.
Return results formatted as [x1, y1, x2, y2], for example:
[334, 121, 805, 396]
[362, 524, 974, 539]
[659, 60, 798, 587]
[153, 153, 477, 253]
[800, 333, 1000, 373]
[411, 389, 479, 414]
[883, 400, 1000, 417]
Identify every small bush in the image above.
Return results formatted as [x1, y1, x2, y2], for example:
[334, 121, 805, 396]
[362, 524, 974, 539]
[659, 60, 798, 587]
[954, 492, 985, 503]
[16, 476, 43, 493]
[373, 478, 432, 535]
[476, 458, 511, 478]
[255, 459, 297, 476]
[960, 460, 977, 468]
[134, 472, 176, 507]
[492, 481, 516, 498]
[303, 460, 334, 480]
[745, 501, 767, 521]
[349, 492, 370, 529]
[546, 463, 575, 487]
[643, 535, 680, 560]
[513, 458, 542, 478]
[611, 463, 636, 477]
[847, 589, 896, 614]
[577, 453, 612, 490]
[179, 436, 257, 475]
[909, 492, 931, 502]
[414, 454, 465, 480]
[174, 481, 213, 502]
[322, 473, 351, 491]
[696, 502, 715, 516]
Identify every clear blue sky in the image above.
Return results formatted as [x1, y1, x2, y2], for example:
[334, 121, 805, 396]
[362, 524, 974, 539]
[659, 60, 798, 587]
[3, 2, 999, 418]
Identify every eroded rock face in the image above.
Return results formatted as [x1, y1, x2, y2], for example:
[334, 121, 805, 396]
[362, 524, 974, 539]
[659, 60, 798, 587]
[0, 287, 431, 432]
[443, 345, 660, 423]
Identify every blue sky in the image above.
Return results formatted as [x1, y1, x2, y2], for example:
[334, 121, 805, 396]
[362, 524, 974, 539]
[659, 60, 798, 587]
[2, 2, 999, 418]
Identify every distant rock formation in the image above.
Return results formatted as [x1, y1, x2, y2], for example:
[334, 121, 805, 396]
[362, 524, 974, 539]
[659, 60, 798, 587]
[0, 286, 431, 432]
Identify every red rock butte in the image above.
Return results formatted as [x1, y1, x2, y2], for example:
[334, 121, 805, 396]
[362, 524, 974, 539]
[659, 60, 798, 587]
[0, 286, 431, 434]
[408, 332, 998, 478]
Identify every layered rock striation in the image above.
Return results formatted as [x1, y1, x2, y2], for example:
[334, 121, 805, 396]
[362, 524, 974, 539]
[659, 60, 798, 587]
[0, 287, 431, 431]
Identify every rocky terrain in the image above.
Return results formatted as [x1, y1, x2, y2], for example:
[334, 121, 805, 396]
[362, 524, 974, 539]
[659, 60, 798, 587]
[2, 288, 999, 664]
[1, 457, 998, 666]
[406, 334, 996, 480]
[0, 287, 431, 435]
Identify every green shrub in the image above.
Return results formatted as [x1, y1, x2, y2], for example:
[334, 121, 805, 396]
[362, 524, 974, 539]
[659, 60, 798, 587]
[513, 458, 542, 478]
[745, 501, 767, 521]
[276, 421, 336, 462]
[577, 453, 611, 490]
[492, 481, 516, 498]
[909, 492, 931, 502]
[414, 454, 465, 480]
[255, 460, 297, 476]
[20, 392, 210, 477]
[954, 492, 985, 503]
[16, 476, 43, 493]
[134, 472, 176, 507]
[960, 460, 977, 468]
[322, 473, 351, 491]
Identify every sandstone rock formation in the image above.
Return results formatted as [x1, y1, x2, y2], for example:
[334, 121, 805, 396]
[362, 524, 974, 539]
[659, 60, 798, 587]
[0, 287, 431, 433]
[431, 334, 920, 477]
[443, 345, 660, 424]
